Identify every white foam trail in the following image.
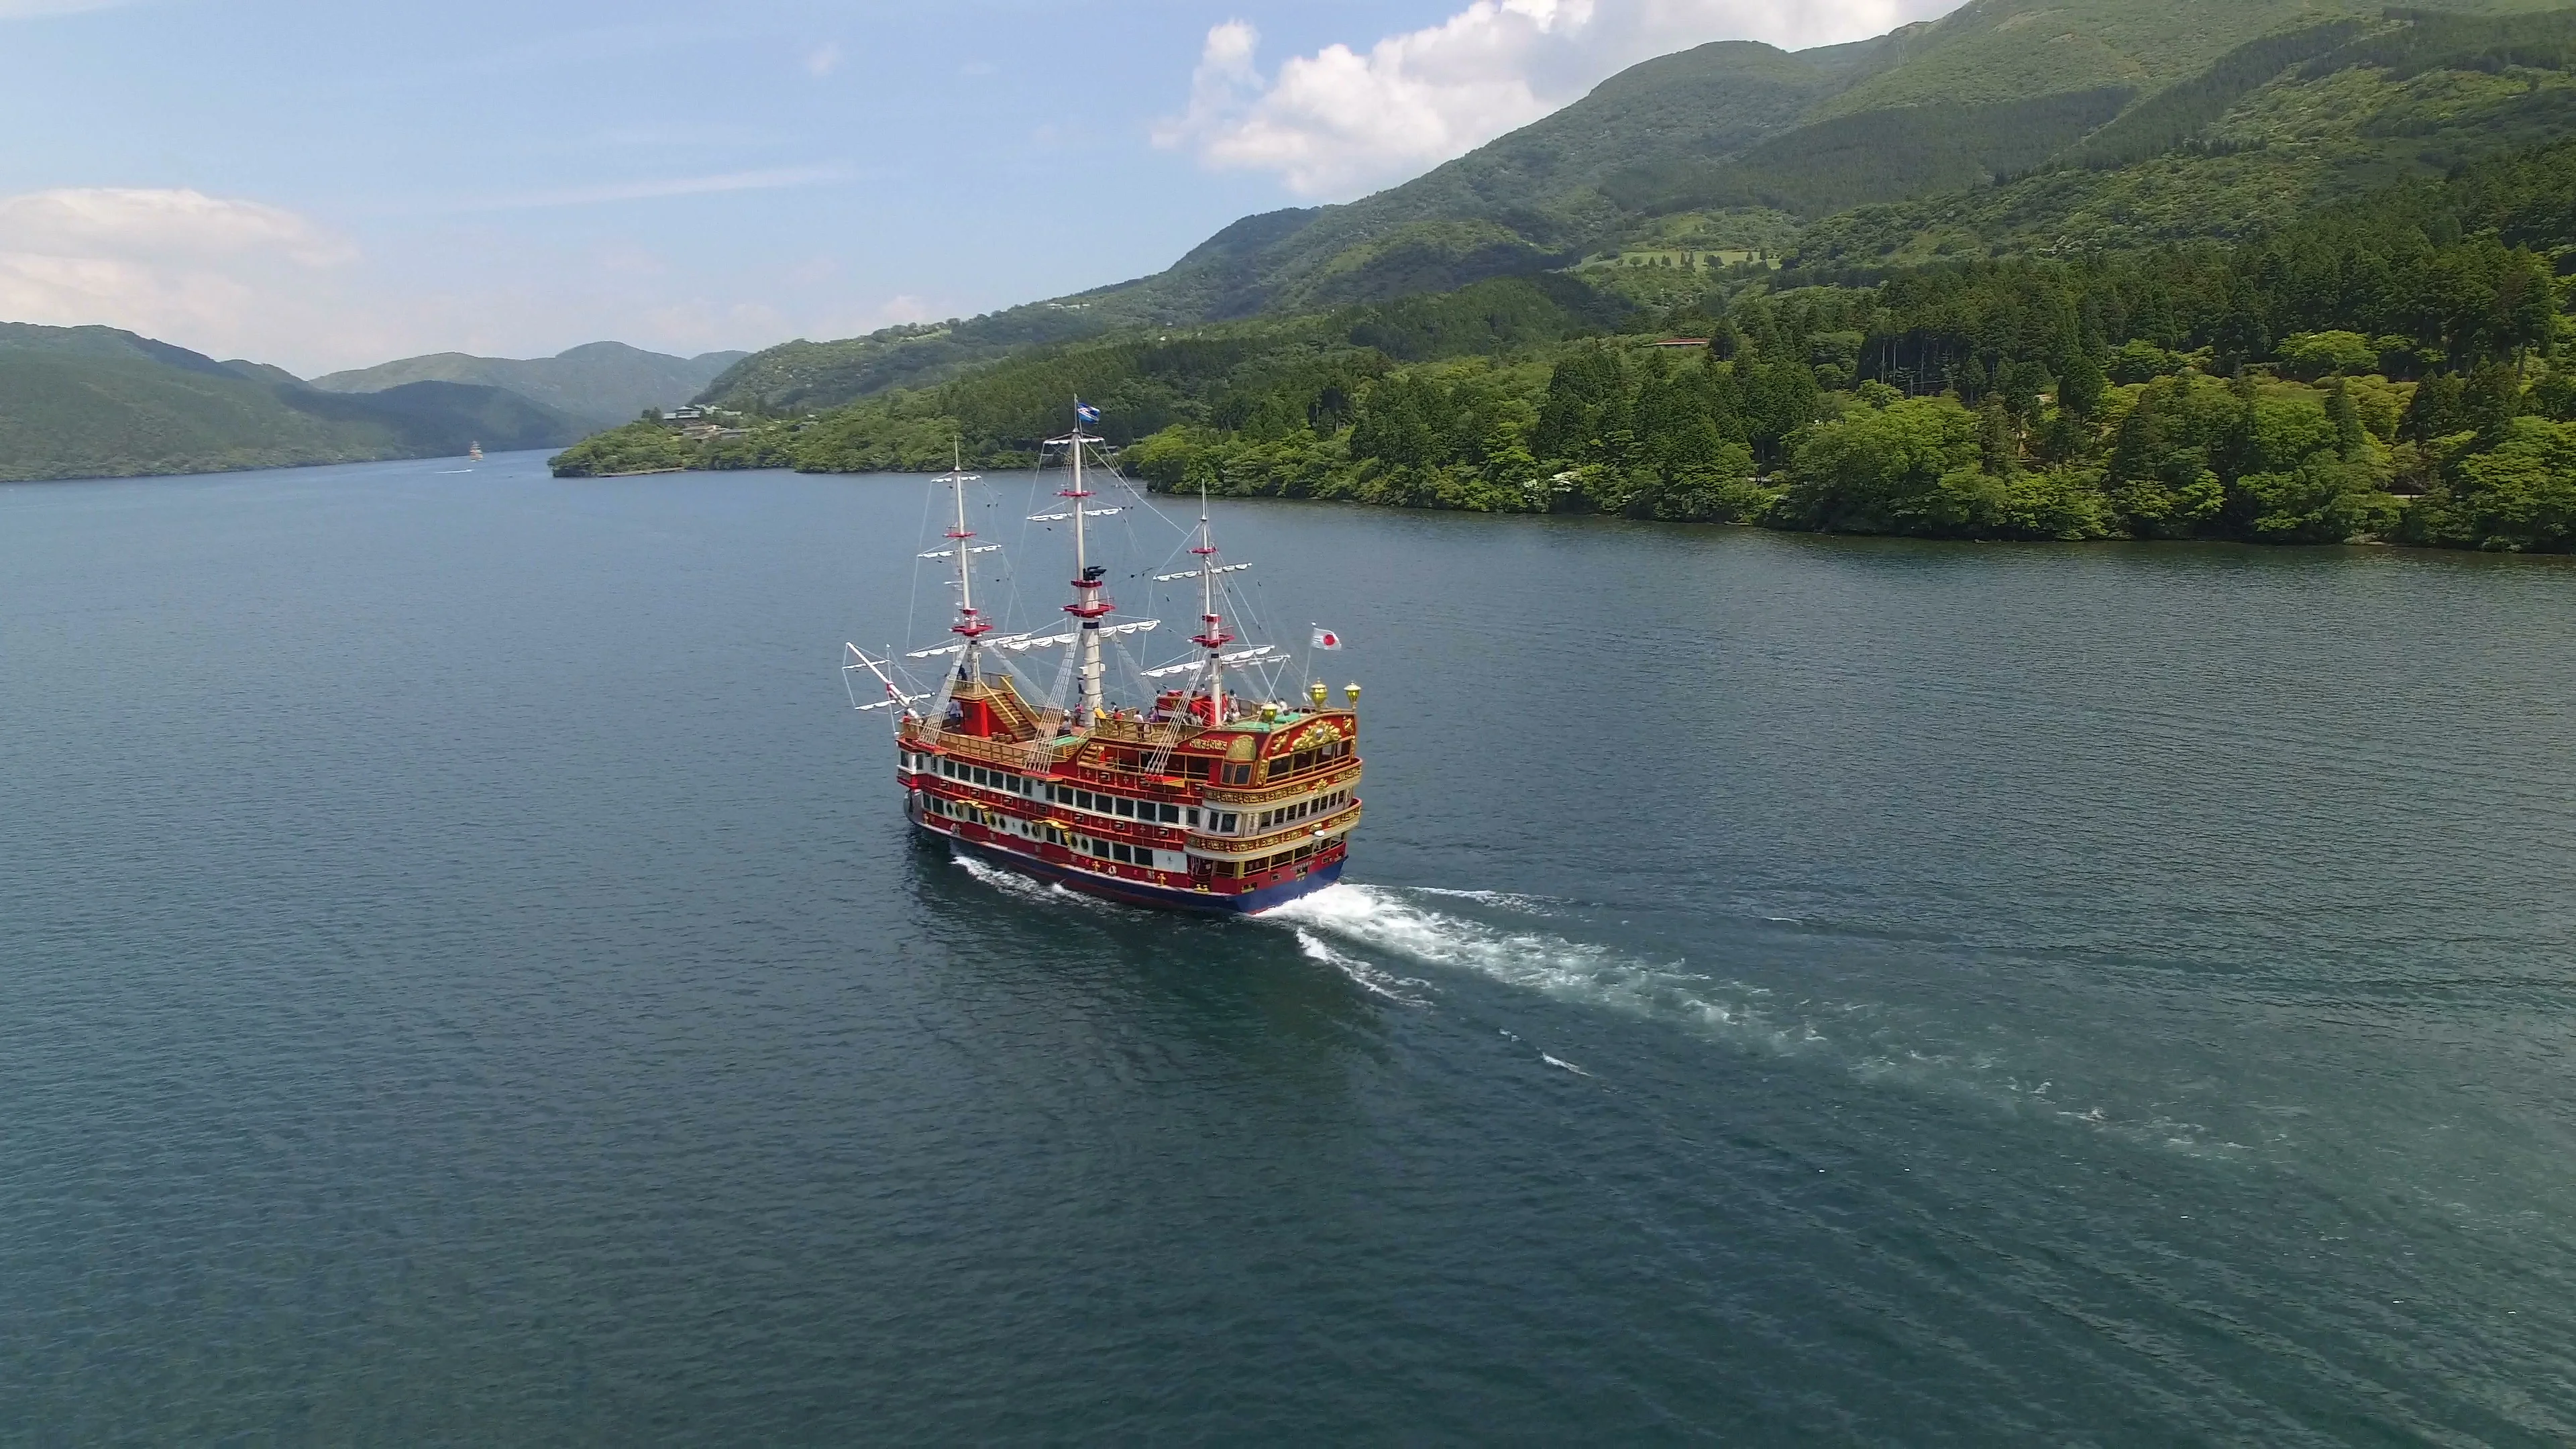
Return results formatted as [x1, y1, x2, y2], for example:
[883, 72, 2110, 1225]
[1411, 887, 1558, 914]
[1541, 1053, 1592, 1077]
[1295, 929, 1432, 1005]
[951, 852, 1113, 911]
[1265, 883, 1807, 1053]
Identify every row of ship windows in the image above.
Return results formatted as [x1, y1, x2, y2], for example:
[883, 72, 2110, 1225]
[1046, 784, 1194, 827]
[921, 796, 1181, 870]
[912, 753, 1032, 796]
[1215, 840, 1327, 879]
[1252, 789, 1350, 834]
[908, 751, 1348, 838]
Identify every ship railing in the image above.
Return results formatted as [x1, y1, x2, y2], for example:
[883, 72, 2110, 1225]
[925, 730, 1074, 773]
[1200, 761, 1364, 806]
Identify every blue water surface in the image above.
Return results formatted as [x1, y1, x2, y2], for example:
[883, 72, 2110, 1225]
[3, 452, 2571, 1443]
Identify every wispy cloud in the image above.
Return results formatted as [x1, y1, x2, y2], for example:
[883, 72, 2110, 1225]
[805, 40, 843, 77]
[0, 0, 136, 15]
[443, 164, 857, 213]
[1158, 0, 1963, 199]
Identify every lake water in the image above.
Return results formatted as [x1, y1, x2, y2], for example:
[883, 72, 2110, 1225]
[4, 451, 2573, 1443]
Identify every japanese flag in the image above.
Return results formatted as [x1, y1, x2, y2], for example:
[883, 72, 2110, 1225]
[1311, 627, 1342, 651]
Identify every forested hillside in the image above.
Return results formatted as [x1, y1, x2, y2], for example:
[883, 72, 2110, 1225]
[560, 2, 2576, 551]
[565, 135, 2576, 551]
[0, 323, 574, 482]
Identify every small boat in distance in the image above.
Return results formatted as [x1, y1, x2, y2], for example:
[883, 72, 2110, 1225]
[847, 409, 1362, 914]
[466, 441, 484, 463]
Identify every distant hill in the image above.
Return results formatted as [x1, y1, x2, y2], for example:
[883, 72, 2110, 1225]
[696, 0, 2571, 417]
[0, 323, 578, 483]
[310, 341, 749, 433]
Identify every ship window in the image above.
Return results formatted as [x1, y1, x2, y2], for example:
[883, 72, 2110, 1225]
[1161, 804, 1180, 824]
[1187, 809, 1200, 828]
[1115, 798, 1134, 818]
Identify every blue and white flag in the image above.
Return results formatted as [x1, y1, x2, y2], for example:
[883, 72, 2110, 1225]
[1076, 402, 1102, 425]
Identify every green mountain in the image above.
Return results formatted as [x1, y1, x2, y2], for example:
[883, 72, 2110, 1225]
[0, 323, 577, 483]
[590, 0, 2576, 553]
[309, 341, 747, 433]
[697, 0, 2576, 417]
[576, 131, 2576, 551]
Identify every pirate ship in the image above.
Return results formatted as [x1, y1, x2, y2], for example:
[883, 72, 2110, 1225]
[846, 409, 1361, 914]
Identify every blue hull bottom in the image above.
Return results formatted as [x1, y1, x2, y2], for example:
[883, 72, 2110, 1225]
[926, 828, 1345, 916]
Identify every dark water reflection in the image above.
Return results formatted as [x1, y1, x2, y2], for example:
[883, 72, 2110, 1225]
[2, 456, 2570, 1442]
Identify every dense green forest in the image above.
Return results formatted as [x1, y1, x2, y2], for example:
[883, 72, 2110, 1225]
[555, 137, 2576, 551]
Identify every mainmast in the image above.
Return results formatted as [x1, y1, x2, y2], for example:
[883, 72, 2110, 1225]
[941, 447, 992, 682]
[1192, 487, 1233, 725]
[1058, 407, 1112, 729]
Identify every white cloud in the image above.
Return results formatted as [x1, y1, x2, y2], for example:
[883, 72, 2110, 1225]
[1157, 0, 1963, 199]
[0, 188, 368, 364]
[442, 164, 854, 213]
[0, 187, 353, 266]
[805, 41, 843, 78]
[0, 183, 953, 374]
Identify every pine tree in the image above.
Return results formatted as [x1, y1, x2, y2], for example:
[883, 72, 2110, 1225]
[2327, 378, 2367, 456]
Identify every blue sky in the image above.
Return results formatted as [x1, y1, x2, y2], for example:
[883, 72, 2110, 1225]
[0, 0, 1947, 372]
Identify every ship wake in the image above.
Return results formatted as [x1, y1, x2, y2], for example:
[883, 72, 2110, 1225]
[1263, 883, 1807, 1054]
[1262, 884, 2247, 1157]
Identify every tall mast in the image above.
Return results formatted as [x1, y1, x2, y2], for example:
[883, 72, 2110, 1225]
[944, 445, 990, 682]
[1191, 484, 1232, 725]
[1062, 408, 1110, 729]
